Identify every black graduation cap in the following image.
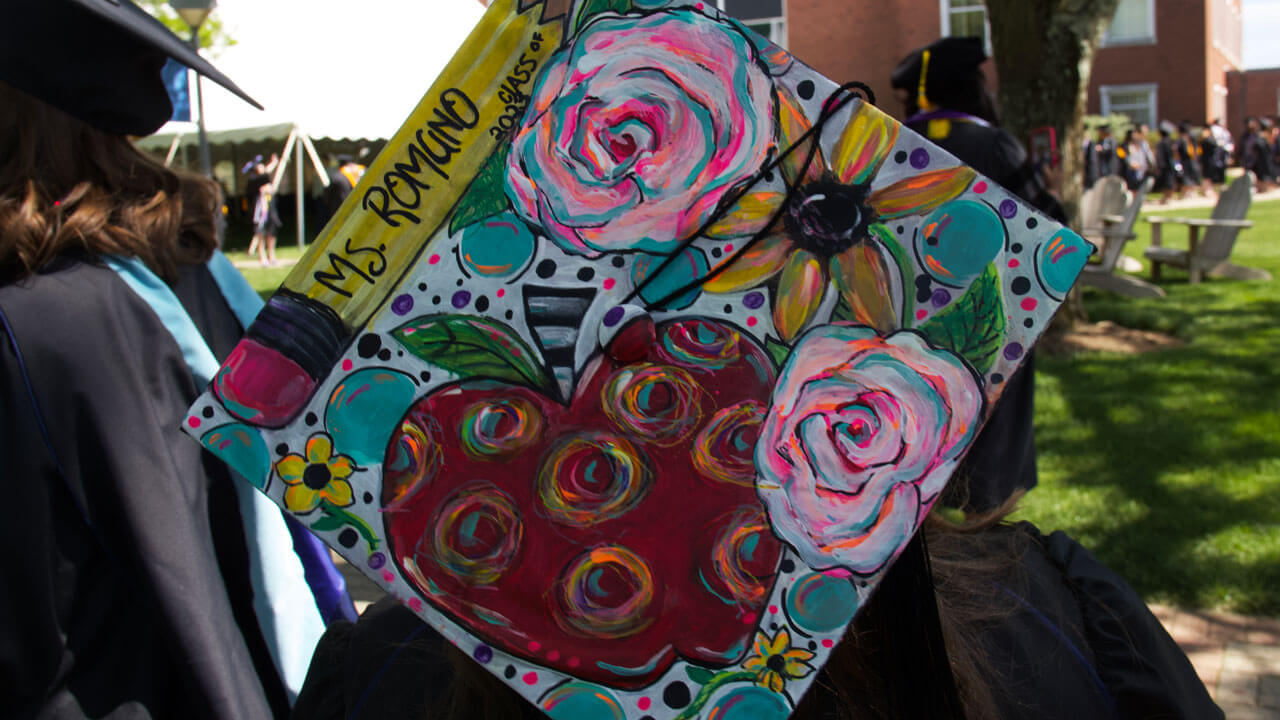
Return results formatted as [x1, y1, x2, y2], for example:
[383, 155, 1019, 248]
[0, 0, 261, 136]
[890, 36, 987, 111]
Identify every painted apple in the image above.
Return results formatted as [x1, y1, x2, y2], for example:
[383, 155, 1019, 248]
[381, 318, 782, 688]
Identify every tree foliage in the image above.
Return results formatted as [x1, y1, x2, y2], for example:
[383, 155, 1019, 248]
[135, 0, 235, 56]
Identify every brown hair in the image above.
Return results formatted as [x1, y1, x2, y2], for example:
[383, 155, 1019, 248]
[0, 80, 219, 285]
[426, 505, 1028, 720]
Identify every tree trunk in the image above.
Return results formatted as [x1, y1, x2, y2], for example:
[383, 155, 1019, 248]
[984, 0, 1120, 327]
[984, 0, 1119, 224]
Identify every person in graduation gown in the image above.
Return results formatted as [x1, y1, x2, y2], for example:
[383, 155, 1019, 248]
[0, 1, 349, 716]
[888, 37, 1064, 513]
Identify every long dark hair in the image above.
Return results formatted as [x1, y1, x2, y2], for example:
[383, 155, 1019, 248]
[0, 80, 219, 285]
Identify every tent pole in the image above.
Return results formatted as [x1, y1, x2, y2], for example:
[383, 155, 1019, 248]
[300, 135, 331, 188]
[164, 132, 184, 168]
[296, 143, 306, 250]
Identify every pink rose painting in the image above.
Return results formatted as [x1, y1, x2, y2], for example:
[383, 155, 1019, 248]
[504, 9, 776, 256]
[756, 325, 984, 575]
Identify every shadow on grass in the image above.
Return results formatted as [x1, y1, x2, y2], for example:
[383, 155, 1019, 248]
[1030, 297, 1280, 614]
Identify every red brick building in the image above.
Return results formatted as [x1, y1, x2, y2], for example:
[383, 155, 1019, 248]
[1226, 67, 1280, 132]
[741, 0, 1245, 133]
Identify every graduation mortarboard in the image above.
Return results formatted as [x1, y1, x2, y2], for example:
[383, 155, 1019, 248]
[0, 0, 260, 136]
[890, 35, 988, 112]
[184, 2, 1093, 717]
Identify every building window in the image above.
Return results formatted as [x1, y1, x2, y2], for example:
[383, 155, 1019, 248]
[717, 0, 787, 47]
[1103, 0, 1156, 46]
[1100, 84, 1159, 127]
[939, 0, 990, 52]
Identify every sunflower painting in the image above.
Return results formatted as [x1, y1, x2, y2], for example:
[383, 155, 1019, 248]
[703, 98, 976, 341]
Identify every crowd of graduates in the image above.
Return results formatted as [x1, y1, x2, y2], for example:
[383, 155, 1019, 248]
[1083, 119, 1238, 203]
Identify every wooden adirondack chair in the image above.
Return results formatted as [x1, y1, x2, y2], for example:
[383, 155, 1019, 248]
[1078, 177, 1164, 298]
[1145, 173, 1272, 284]
[1078, 175, 1130, 238]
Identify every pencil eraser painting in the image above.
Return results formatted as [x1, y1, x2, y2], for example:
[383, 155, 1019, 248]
[185, 0, 1092, 717]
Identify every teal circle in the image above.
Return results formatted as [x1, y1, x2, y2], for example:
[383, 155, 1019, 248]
[707, 686, 790, 720]
[458, 212, 537, 278]
[631, 248, 709, 310]
[201, 424, 271, 489]
[917, 200, 1005, 287]
[539, 682, 624, 720]
[325, 368, 417, 464]
[786, 572, 859, 633]
[1035, 229, 1091, 299]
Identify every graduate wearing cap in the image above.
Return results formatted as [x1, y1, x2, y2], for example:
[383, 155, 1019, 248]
[889, 37, 1064, 515]
[0, 1, 351, 717]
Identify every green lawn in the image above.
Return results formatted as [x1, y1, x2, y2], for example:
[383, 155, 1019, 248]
[235, 200, 1280, 615]
[1016, 197, 1280, 615]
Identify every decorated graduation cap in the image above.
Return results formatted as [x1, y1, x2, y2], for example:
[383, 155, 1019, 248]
[185, 1, 1092, 717]
[0, 0, 259, 135]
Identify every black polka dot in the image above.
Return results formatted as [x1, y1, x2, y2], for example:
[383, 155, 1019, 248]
[779, 558, 796, 573]
[1011, 277, 1031, 295]
[420, 371, 432, 382]
[304, 412, 318, 426]
[663, 682, 691, 709]
[276, 443, 289, 456]
[504, 309, 514, 320]
[418, 282, 427, 291]
[357, 334, 381, 358]
[723, 304, 733, 313]
[1011, 243, 1024, 253]
[1023, 318, 1034, 328]
[397, 350, 403, 357]
[576, 267, 595, 282]
[1025, 218, 1038, 229]
[915, 275, 931, 288]
[201, 406, 214, 418]
[363, 492, 373, 504]
[640, 716, 656, 720]
[991, 373, 1005, 384]
[916, 288, 932, 304]
[377, 349, 392, 362]
[536, 259, 557, 278]
[797, 79, 815, 100]
[769, 622, 779, 630]
[475, 296, 490, 312]
[896, 225, 905, 234]
[762, 169, 775, 182]
[455, 278, 464, 287]
[926, 235, 939, 246]
[711, 247, 723, 258]
[432, 295, 442, 305]
[503, 665, 516, 679]
[337, 528, 358, 548]
[611, 256, 626, 268]
[808, 640, 818, 650]
[894, 150, 908, 164]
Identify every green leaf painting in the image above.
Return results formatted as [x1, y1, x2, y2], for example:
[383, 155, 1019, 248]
[867, 223, 915, 327]
[392, 314, 556, 394]
[571, 0, 633, 35]
[765, 336, 791, 370]
[685, 665, 715, 686]
[918, 264, 1006, 375]
[449, 142, 512, 236]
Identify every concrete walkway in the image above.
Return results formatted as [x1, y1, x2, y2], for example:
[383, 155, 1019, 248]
[332, 555, 1278, 717]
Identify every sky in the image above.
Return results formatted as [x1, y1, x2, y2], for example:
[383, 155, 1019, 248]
[185, 0, 486, 137]
[1244, 0, 1280, 69]
[182, 0, 1280, 137]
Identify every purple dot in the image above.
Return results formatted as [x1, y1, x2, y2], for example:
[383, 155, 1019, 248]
[930, 288, 952, 308]
[391, 294, 414, 316]
[368, 552, 386, 570]
[451, 290, 472, 309]
[473, 644, 494, 664]
[603, 305, 625, 327]
[743, 291, 765, 310]
[1003, 342, 1024, 361]
[909, 148, 930, 169]
[999, 199, 1018, 219]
